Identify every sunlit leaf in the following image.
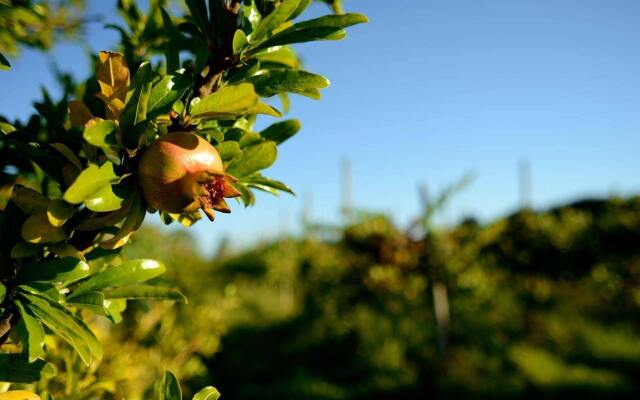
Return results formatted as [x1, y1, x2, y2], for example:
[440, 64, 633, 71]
[190, 83, 259, 119]
[70, 259, 166, 298]
[104, 298, 127, 324]
[63, 162, 119, 205]
[17, 257, 90, 285]
[0, 391, 41, 400]
[0, 121, 16, 134]
[251, 102, 282, 117]
[233, 29, 248, 55]
[147, 72, 191, 119]
[244, 173, 295, 195]
[227, 141, 278, 177]
[248, 13, 367, 53]
[83, 119, 118, 148]
[191, 387, 220, 400]
[251, 0, 300, 43]
[248, 69, 329, 98]
[290, 0, 312, 20]
[254, 46, 300, 68]
[96, 51, 130, 119]
[99, 189, 145, 249]
[83, 179, 131, 212]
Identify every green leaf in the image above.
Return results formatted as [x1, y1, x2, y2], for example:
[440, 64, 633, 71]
[84, 179, 131, 213]
[227, 59, 260, 85]
[51, 142, 83, 170]
[21, 213, 68, 244]
[185, 0, 209, 41]
[215, 141, 242, 161]
[290, 0, 312, 20]
[104, 298, 127, 324]
[47, 199, 75, 227]
[11, 186, 49, 215]
[19, 291, 102, 366]
[19, 284, 62, 304]
[192, 387, 221, 400]
[99, 189, 146, 249]
[147, 72, 191, 119]
[11, 243, 41, 259]
[0, 354, 56, 383]
[0, 121, 16, 134]
[14, 299, 45, 362]
[120, 61, 153, 149]
[160, 8, 181, 72]
[242, 1, 261, 32]
[250, 0, 300, 43]
[66, 291, 107, 315]
[17, 257, 90, 285]
[7, 139, 67, 183]
[234, 182, 255, 207]
[244, 174, 295, 195]
[251, 102, 282, 117]
[190, 83, 259, 119]
[83, 119, 117, 147]
[260, 119, 301, 144]
[232, 29, 248, 55]
[160, 370, 182, 400]
[0, 52, 9, 71]
[227, 141, 278, 178]
[70, 259, 166, 298]
[42, 393, 55, 400]
[248, 13, 367, 53]
[103, 285, 187, 303]
[248, 69, 329, 98]
[239, 131, 263, 148]
[255, 46, 300, 68]
[63, 162, 119, 204]
[199, 128, 224, 143]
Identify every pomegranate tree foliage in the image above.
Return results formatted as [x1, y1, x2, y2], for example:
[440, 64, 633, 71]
[0, 0, 366, 397]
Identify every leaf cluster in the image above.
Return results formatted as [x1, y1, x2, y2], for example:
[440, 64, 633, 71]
[0, 0, 365, 392]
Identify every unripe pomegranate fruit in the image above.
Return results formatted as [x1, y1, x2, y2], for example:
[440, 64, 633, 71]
[138, 132, 241, 221]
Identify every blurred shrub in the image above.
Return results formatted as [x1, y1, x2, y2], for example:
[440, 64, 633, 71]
[79, 196, 640, 399]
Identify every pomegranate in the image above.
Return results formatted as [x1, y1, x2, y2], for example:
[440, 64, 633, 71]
[138, 132, 241, 221]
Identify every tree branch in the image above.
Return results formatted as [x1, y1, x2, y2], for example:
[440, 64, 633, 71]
[0, 307, 15, 346]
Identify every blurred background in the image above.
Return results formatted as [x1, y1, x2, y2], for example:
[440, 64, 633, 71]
[2, 0, 640, 399]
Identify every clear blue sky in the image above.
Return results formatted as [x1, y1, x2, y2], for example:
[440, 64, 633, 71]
[1, 0, 639, 254]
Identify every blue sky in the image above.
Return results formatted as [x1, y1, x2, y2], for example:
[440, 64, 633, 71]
[1, 0, 639, 254]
